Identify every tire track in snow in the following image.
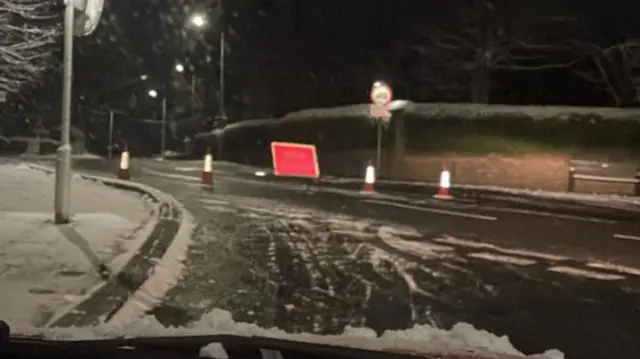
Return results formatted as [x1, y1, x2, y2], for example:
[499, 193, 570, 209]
[162, 194, 640, 336]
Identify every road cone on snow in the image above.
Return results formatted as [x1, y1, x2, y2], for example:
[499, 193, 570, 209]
[117, 150, 130, 180]
[362, 162, 376, 193]
[434, 169, 453, 200]
[201, 151, 213, 190]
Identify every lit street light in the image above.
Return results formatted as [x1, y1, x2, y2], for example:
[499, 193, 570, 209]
[190, 13, 206, 28]
[175, 63, 184, 73]
[148, 89, 158, 98]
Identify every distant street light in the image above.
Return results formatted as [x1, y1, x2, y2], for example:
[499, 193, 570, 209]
[147, 89, 167, 159]
[190, 13, 206, 28]
[140, 74, 148, 80]
[175, 63, 184, 73]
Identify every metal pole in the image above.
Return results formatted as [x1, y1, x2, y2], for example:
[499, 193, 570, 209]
[54, 2, 74, 224]
[216, 31, 227, 161]
[219, 32, 225, 116]
[376, 121, 382, 171]
[191, 75, 196, 107]
[161, 97, 167, 159]
[107, 110, 114, 162]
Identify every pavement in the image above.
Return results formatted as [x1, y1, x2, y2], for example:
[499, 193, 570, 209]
[0, 162, 152, 327]
[27, 156, 640, 359]
[0, 158, 193, 329]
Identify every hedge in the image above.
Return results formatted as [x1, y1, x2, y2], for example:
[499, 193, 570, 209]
[194, 102, 640, 162]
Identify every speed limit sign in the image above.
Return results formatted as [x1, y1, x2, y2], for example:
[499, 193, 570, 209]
[370, 82, 393, 106]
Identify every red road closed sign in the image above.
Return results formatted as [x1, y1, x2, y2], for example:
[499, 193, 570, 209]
[271, 142, 320, 179]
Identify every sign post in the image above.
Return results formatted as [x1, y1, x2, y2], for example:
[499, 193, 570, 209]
[369, 82, 393, 171]
[270, 142, 320, 188]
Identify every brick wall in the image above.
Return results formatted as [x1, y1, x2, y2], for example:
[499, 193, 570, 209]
[318, 150, 639, 195]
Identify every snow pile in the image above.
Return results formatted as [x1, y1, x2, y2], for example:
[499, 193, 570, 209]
[12, 308, 562, 359]
[0, 163, 152, 327]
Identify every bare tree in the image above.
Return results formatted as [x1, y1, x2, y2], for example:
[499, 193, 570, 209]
[0, 0, 59, 94]
[410, 0, 583, 103]
[574, 40, 640, 106]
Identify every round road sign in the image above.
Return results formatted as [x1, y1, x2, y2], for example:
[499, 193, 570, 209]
[370, 82, 393, 105]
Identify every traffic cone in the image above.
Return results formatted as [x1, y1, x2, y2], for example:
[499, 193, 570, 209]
[362, 162, 376, 193]
[201, 152, 213, 189]
[117, 150, 130, 180]
[434, 169, 452, 200]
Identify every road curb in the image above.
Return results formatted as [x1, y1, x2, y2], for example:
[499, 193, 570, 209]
[22, 162, 196, 328]
[223, 170, 640, 221]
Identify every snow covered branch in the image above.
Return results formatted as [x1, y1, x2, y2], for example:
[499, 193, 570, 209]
[0, 0, 59, 94]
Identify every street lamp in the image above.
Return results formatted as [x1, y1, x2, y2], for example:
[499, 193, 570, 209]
[175, 63, 184, 73]
[190, 13, 206, 28]
[148, 89, 167, 159]
[54, 0, 105, 224]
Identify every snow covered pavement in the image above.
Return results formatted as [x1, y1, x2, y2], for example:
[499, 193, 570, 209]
[0, 163, 153, 327]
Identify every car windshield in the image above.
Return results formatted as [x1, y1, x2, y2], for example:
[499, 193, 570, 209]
[1, 1, 639, 359]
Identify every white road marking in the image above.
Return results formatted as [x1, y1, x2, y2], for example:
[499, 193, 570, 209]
[449, 203, 616, 223]
[199, 198, 229, 206]
[613, 233, 640, 242]
[202, 205, 237, 213]
[548, 266, 625, 281]
[468, 252, 537, 266]
[143, 168, 199, 182]
[174, 166, 201, 172]
[587, 262, 640, 277]
[433, 236, 570, 261]
[363, 199, 498, 221]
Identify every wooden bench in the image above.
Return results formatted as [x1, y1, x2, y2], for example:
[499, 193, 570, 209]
[568, 159, 640, 195]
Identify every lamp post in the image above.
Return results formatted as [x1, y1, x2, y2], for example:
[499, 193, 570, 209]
[148, 89, 167, 160]
[175, 62, 197, 107]
[54, 0, 104, 224]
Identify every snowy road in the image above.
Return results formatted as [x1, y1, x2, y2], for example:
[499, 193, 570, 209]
[155, 190, 640, 359]
[42, 158, 640, 359]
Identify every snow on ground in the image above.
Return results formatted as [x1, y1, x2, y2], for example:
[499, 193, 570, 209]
[19, 152, 103, 159]
[0, 163, 152, 327]
[8, 191, 563, 358]
[12, 308, 563, 359]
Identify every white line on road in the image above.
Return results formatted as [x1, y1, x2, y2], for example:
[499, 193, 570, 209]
[174, 167, 201, 172]
[468, 252, 537, 266]
[433, 236, 570, 261]
[613, 233, 640, 242]
[587, 262, 640, 277]
[548, 266, 625, 281]
[363, 199, 498, 221]
[143, 168, 199, 182]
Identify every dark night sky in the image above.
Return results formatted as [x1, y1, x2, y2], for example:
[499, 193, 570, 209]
[4, 0, 640, 125]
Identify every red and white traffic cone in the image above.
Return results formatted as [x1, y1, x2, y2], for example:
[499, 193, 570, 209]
[201, 152, 213, 190]
[434, 169, 453, 200]
[362, 162, 376, 193]
[117, 150, 130, 180]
